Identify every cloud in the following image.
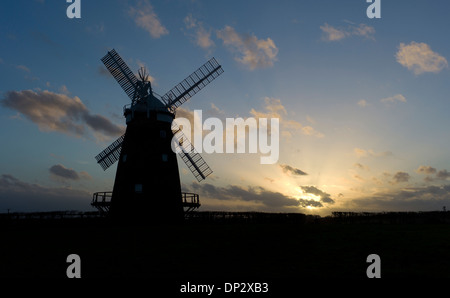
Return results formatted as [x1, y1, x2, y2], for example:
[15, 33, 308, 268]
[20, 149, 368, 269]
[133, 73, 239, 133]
[320, 23, 347, 41]
[0, 174, 91, 212]
[59, 85, 69, 95]
[250, 97, 323, 138]
[300, 186, 335, 204]
[250, 97, 286, 119]
[207, 103, 225, 118]
[49, 164, 80, 180]
[357, 99, 368, 107]
[352, 174, 364, 181]
[416, 166, 437, 175]
[86, 23, 105, 34]
[183, 14, 215, 50]
[352, 23, 376, 39]
[279, 164, 308, 176]
[49, 164, 91, 182]
[347, 184, 450, 212]
[217, 26, 278, 70]
[396, 42, 448, 75]
[31, 31, 60, 49]
[191, 183, 329, 210]
[129, 0, 168, 38]
[354, 148, 393, 158]
[16, 65, 31, 73]
[354, 163, 369, 171]
[416, 166, 450, 182]
[1, 90, 124, 140]
[392, 171, 410, 184]
[98, 65, 111, 77]
[380, 94, 407, 104]
[436, 170, 450, 180]
[320, 22, 375, 42]
[184, 14, 196, 29]
[354, 148, 368, 158]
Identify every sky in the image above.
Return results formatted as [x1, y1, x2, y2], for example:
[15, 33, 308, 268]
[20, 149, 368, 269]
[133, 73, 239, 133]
[1, 0, 450, 216]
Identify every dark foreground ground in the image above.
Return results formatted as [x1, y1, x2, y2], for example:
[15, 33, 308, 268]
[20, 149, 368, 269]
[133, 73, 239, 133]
[1, 212, 450, 281]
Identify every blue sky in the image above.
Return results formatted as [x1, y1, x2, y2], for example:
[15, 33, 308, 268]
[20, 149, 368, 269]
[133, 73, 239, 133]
[1, 0, 450, 215]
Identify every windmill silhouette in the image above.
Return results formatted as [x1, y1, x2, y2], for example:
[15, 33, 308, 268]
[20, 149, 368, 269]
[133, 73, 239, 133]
[91, 49, 223, 222]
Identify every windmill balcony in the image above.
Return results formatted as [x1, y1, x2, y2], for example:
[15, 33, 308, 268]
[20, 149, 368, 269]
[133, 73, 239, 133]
[91, 191, 112, 213]
[91, 191, 200, 215]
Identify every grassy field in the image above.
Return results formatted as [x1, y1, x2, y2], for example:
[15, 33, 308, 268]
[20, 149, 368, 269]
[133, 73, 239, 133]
[1, 219, 450, 279]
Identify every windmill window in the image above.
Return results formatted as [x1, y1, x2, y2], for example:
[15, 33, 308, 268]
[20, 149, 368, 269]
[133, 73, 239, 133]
[135, 184, 143, 193]
[162, 154, 168, 162]
[160, 130, 166, 138]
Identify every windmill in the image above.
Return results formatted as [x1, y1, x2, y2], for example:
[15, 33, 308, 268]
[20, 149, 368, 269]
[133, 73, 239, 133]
[91, 49, 223, 222]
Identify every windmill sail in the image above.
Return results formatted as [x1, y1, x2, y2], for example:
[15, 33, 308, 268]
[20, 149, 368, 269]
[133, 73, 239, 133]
[101, 49, 139, 101]
[162, 57, 223, 112]
[172, 123, 213, 182]
[95, 134, 125, 170]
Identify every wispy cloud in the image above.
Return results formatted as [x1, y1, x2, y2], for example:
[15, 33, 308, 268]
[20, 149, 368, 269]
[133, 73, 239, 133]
[320, 22, 375, 42]
[347, 184, 450, 212]
[1, 90, 124, 140]
[396, 42, 448, 75]
[250, 97, 324, 138]
[279, 164, 308, 176]
[16, 65, 31, 73]
[183, 14, 215, 50]
[86, 23, 105, 34]
[416, 165, 437, 175]
[417, 166, 450, 182]
[50, 164, 79, 180]
[49, 164, 91, 182]
[437, 170, 450, 180]
[0, 174, 90, 212]
[217, 26, 278, 70]
[320, 23, 347, 41]
[392, 171, 410, 184]
[357, 99, 368, 107]
[380, 94, 407, 104]
[354, 163, 370, 171]
[129, 0, 168, 38]
[354, 148, 393, 158]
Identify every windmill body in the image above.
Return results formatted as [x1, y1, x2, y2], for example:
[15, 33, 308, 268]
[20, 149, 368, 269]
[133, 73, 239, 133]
[92, 49, 223, 222]
[111, 96, 183, 221]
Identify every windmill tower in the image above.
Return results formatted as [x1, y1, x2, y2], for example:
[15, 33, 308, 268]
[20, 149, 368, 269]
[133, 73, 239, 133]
[91, 49, 223, 222]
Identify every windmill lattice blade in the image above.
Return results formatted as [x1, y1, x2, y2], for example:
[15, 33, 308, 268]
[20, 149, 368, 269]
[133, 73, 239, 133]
[172, 124, 212, 182]
[101, 49, 138, 101]
[162, 57, 224, 112]
[95, 134, 125, 171]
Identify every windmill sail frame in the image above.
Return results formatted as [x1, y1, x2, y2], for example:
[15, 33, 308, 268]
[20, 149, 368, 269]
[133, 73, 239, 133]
[171, 122, 213, 182]
[101, 49, 139, 101]
[161, 57, 224, 112]
[95, 134, 125, 171]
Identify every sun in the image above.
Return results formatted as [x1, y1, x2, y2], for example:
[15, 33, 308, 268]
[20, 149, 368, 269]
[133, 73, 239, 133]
[293, 190, 322, 210]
